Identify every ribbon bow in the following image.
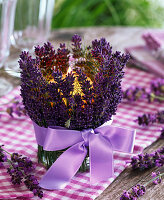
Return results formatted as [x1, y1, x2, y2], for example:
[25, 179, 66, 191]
[33, 122, 135, 190]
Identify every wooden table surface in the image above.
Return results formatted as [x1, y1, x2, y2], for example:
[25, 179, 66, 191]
[0, 26, 163, 200]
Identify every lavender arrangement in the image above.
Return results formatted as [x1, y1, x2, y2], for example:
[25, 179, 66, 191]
[0, 145, 43, 198]
[120, 146, 164, 200]
[19, 34, 129, 170]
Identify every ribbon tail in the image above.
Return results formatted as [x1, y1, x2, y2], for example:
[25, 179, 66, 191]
[89, 133, 113, 184]
[39, 141, 87, 190]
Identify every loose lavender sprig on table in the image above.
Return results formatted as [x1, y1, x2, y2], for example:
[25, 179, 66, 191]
[136, 110, 164, 126]
[129, 146, 164, 171]
[120, 184, 146, 200]
[123, 78, 164, 102]
[0, 97, 26, 118]
[120, 171, 164, 200]
[0, 145, 43, 198]
[121, 147, 164, 200]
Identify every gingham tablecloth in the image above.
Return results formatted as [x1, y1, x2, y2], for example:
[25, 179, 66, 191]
[0, 67, 163, 200]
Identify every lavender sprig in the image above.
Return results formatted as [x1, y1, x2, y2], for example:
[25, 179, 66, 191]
[120, 171, 164, 200]
[24, 175, 43, 198]
[121, 147, 164, 199]
[120, 184, 146, 200]
[129, 146, 164, 171]
[151, 171, 162, 185]
[123, 86, 147, 102]
[0, 97, 26, 118]
[136, 110, 164, 126]
[123, 78, 164, 103]
[0, 145, 43, 198]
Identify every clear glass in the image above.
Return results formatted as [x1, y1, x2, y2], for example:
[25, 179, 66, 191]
[0, 0, 16, 68]
[0, 0, 16, 97]
[5, 0, 55, 77]
[11, 0, 55, 50]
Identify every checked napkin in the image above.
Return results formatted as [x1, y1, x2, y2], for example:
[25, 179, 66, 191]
[126, 30, 164, 78]
[0, 67, 163, 200]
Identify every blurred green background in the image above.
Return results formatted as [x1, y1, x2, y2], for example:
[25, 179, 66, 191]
[52, 0, 164, 29]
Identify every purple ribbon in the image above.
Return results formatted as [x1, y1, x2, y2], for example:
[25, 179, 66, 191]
[33, 122, 135, 190]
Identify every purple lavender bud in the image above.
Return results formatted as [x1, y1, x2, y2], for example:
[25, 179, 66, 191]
[24, 175, 43, 198]
[132, 184, 145, 197]
[136, 112, 157, 126]
[120, 185, 145, 200]
[5, 97, 27, 118]
[120, 191, 131, 200]
[7, 166, 23, 185]
[151, 78, 164, 97]
[130, 146, 164, 171]
[155, 155, 164, 167]
[123, 86, 147, 102]
[151, 171, 162, 185]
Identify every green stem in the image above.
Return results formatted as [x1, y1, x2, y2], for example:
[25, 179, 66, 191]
[144, 172, 164, 187]
[0, 147, 12, 156]
[150, 93, 164, 101]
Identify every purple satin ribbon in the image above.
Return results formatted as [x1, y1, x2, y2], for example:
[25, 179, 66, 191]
[33, 122, 136, 190]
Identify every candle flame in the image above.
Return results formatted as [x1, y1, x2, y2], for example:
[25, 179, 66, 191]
[67, 66, 72, 75]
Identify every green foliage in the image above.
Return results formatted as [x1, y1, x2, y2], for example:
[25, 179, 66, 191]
[52, 0, 164, 28]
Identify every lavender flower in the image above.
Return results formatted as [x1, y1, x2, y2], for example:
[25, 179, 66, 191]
[6, 97, 26, 117]
[130, 146, 164, 171]
[136, 113, 156, 126]
[0, 145, 43, 198]
[120, 184, 145, 200]
[151, 171, 162, 185]
[123, 86, 147, 102]
[24, 175, 43, 198]
[150, 78, 164, 99]
[11, 153, 36, 174]
[7, 152, 36, 185]
[19, 35, 129, 130]
[55, 43, 70, 74]
[121, 147, 164, 200]
[72, 34, 83, 58]
[35, 42, 56, 81]
[7, 165, 23, 185]
[123, 78, 164, 103]
[0, 97, 26, 118]
[120, 170, 163, 199]
[136, 110, 164, 126]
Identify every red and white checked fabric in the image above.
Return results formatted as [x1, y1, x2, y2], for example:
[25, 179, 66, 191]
[0, 67, 163, 200]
